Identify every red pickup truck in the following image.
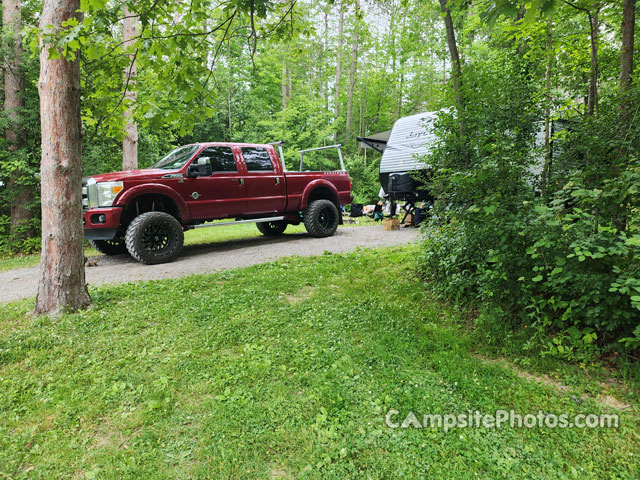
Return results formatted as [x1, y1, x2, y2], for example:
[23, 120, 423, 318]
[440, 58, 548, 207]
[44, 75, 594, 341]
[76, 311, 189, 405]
[82, 142, 352, 264]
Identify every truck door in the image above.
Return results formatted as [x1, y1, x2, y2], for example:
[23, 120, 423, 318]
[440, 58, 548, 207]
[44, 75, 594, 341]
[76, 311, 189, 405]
[182, 145, 247, 220]
[239, 146, 286, 215]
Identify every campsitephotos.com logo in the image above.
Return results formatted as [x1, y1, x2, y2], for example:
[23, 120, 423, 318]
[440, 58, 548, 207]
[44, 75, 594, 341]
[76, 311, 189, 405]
[385, 409, 619, 433]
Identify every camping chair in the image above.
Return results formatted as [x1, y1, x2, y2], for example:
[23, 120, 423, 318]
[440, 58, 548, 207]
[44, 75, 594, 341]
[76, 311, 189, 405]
[373, 203, 384, 222]
[350, 203, 363, 217]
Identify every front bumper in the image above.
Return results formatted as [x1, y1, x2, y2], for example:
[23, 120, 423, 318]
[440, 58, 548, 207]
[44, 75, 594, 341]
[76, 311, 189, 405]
[83, 207, 123, 240]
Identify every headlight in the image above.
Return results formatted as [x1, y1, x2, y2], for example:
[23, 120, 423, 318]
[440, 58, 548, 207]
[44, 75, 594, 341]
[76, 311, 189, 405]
[96, 181, 124, 206]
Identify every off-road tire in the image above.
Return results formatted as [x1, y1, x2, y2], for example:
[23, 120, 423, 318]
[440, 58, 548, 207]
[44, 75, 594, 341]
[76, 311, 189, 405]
[303, 199, 339, 238]
[89, 239, 127, 256]
[256, 220, 288, 236]
[125, 211, 184, 265]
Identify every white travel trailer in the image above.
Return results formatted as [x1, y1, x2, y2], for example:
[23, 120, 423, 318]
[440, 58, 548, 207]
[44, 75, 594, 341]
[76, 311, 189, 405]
[358, 110, 566, 204]
[357, 111, 440, 204]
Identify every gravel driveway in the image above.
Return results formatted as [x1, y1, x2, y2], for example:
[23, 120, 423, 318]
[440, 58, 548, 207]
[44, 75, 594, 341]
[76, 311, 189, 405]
[0, 226, 419, 304]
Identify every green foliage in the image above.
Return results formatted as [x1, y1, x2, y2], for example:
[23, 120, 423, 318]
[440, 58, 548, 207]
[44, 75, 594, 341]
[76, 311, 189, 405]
[419, 21, 640, 360]
[344, 155, 381, 204]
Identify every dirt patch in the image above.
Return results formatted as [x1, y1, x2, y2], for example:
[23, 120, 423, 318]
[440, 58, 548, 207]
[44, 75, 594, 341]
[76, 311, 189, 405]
[475, 354, 634, 411]
[481, 356, 566, 391]
[285, 286, 315, 304]
[269, 465, 294, 479]
[598, 394, 631, 410]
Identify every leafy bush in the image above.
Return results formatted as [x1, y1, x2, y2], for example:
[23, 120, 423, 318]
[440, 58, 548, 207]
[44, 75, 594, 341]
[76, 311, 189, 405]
[418, 54, 640, 360]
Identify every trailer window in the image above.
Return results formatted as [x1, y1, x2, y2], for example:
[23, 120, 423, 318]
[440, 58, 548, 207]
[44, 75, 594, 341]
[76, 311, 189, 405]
[241, 147, 274, 172]
[196, 146, 237, 172]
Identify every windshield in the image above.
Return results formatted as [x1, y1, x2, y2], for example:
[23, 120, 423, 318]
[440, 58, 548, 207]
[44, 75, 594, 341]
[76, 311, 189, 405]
[152, 145, 200, 170]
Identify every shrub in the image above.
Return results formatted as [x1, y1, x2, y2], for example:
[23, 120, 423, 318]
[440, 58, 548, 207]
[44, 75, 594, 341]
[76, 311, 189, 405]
[418, 55, 640, 359]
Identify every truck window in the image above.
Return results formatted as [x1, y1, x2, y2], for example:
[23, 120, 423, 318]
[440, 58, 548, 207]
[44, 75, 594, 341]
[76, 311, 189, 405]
[152, 144, 200, 170]
[196, 146, 237, 173]
[241, 147, 274, 172]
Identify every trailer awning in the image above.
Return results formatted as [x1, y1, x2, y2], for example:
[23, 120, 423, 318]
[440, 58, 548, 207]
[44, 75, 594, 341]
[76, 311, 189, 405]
[356, 129, 392, 153]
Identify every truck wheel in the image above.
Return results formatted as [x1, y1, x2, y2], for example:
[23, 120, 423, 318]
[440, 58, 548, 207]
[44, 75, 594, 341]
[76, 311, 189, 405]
[304, 199, 339, 238]
[125, 212, 184, 265]
[256, 220, 287, 236]
[89, 239, 127, 256]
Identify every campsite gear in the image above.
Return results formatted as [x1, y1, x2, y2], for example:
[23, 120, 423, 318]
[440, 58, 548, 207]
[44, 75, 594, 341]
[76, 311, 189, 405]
[350, 203, 363, 217]
[383, 218, 400, 231]
[373, 203, 384, 221]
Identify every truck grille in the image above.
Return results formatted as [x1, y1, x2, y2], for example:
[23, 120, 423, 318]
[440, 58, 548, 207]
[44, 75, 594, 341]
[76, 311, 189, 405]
[82, 178, 98, 211]
[82, 181, 88, 210]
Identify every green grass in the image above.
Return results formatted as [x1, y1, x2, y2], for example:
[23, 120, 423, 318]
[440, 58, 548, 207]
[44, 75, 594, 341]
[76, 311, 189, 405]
[0, 253, 41, 272]
[0, 217, 378, 272]
[1, 246, 637, 479]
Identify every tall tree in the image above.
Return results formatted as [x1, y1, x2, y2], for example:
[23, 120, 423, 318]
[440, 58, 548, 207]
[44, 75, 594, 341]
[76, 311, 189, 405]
[438, 0, 464, 132]
[619, 0, 636, 119]
[562, 0, 600, 116]
[323, 7, 329, 111]
[35, 0, 91, 315]
[282, 61, 287, 110]
[542, 19, 554, 194]
[588, 7, 599, 116]
[227, 41, 233, 140]
[333, 0, 344, 136]
[3, 0, 33, 247]
[122, 2, 138, 170]
[345, 30, 359, 145]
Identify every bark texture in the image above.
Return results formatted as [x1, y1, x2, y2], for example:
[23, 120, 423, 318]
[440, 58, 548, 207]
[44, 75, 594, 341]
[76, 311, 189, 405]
[619, 0, 636, 119]
[122, 3, 138, 170]
[35, 0, 91, 315]
[4, 0, 33, 245]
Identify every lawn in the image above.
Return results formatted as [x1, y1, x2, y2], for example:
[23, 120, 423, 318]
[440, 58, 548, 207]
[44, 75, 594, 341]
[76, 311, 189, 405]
[0, 217, 378, 273]
[0, 246, 638, 479]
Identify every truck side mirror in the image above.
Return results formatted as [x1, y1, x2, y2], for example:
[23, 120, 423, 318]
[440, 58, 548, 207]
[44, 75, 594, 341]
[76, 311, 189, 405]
[187, 162, 212, 178]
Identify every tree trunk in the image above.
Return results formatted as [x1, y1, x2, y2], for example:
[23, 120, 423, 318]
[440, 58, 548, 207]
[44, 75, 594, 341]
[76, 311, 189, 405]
[4, 0, 34, 246]
[345, 32, 359, 146]
[619, 0, 636, 119]
[333, 0, 344, 134]
[282, 62, 287, 110]
[438, 0, 464, 131]
[3, 0, 23, 149]
[390, 4, 397, 120]
[227, 41, 232, 140]
[8, 174, 33, 247]
[288, 64, 292, 100]
[587, 8, 599, 117]
[396, 71, 403, 119]
[122, 3, 138, 170]
[324, 9, 329, 111]
[35, 0, 91, 316]
[542, 20, 554, 195]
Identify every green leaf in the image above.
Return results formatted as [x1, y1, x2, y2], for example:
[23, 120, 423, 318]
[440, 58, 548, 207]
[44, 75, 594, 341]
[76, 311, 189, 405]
[523, 0, 540, 23]
[483, 205, 497, 215]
